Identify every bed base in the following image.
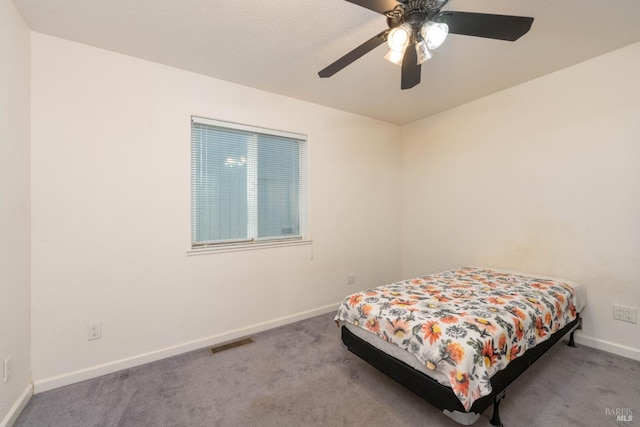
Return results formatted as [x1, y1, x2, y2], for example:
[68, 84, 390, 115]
[341, 315, 581, 426]
[567, 315, 582, 347]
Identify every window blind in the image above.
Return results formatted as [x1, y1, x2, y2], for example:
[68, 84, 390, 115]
[191, 117, 307, 247]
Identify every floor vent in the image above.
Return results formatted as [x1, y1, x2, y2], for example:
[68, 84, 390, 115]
[209, 338, 254, 355]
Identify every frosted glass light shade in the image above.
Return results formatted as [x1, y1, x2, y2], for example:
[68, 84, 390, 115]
[415, 40, 432, 64]
[384, 49, 405, 65]
[387, 23, 413, 51]
[420, 21, 448, 50]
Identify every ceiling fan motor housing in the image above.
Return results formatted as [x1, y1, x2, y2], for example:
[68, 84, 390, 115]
[387, 0, 449, 30]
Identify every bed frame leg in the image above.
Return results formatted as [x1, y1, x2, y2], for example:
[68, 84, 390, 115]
[490, 391, 505, 427]
[568, 331, 576, 347]
[568, 316, 582, 348]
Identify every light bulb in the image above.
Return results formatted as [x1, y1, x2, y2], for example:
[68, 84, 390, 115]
[387, 23, 413, 52]
[384, 49, 405, 66]
[420, 21, 449, 50]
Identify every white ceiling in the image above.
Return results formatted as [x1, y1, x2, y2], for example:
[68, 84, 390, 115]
[12, 0, 640, 125]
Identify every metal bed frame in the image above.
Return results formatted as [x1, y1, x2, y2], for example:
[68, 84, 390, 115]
[341, 315, 582, 426]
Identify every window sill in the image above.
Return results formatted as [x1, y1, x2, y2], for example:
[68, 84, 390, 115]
[187, 238, 312, 256]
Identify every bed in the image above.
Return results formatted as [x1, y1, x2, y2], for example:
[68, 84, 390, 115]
[334, 267, 586, 426]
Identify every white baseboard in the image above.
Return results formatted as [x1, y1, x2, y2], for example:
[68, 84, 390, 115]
[575, 334, 640, 361]
[0, 384, 33, 427]
[30, 304, 638, 395]
[33, 302, 340, 393]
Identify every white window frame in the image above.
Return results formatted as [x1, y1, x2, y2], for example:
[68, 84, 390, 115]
[188, 116, 310, 255]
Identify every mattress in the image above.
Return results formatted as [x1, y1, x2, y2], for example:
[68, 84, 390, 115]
[335, 266, 586, 410]
[343, 322, 451, 384]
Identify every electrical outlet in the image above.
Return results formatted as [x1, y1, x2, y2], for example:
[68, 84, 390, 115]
[623, 306, 637, 324]
[88, 323, 102, 340]
[347, 274, 355, 285]
[613, 305, 637, 324]
[3, 356, 11, 383]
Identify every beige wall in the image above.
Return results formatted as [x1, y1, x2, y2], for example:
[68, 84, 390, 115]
[0, 0, 32, 423]
[12, 16, 640, 407]
[30, 33, 402, 390]
[401, 42, 640, 359]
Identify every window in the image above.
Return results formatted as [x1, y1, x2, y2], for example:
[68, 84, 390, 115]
[191, 117, 308, 250]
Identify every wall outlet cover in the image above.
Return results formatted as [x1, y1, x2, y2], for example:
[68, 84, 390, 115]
[88, 323, 102, 340]
[2, 356, 11, 383]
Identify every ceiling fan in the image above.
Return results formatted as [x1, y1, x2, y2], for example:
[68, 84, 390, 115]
[318, 0, 534, 89]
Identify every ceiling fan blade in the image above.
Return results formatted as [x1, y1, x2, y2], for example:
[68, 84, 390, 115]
[435, 11, 534, 41]
[401, 44, 420, 90]
[319, 30, 388, 78]
[345, 0, 400, 14]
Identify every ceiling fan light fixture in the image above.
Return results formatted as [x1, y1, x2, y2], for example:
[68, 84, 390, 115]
[420, 21, 449, 50]
[415, 39, 432, 64]
[384, 48, 405, 66]
[318, 0, 535, 91]
[387, 23, 413, 51]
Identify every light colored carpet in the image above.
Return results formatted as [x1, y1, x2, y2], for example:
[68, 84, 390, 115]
[15, 312, 640, 427]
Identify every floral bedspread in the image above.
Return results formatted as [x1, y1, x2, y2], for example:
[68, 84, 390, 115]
[334, 267, 579, 410]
